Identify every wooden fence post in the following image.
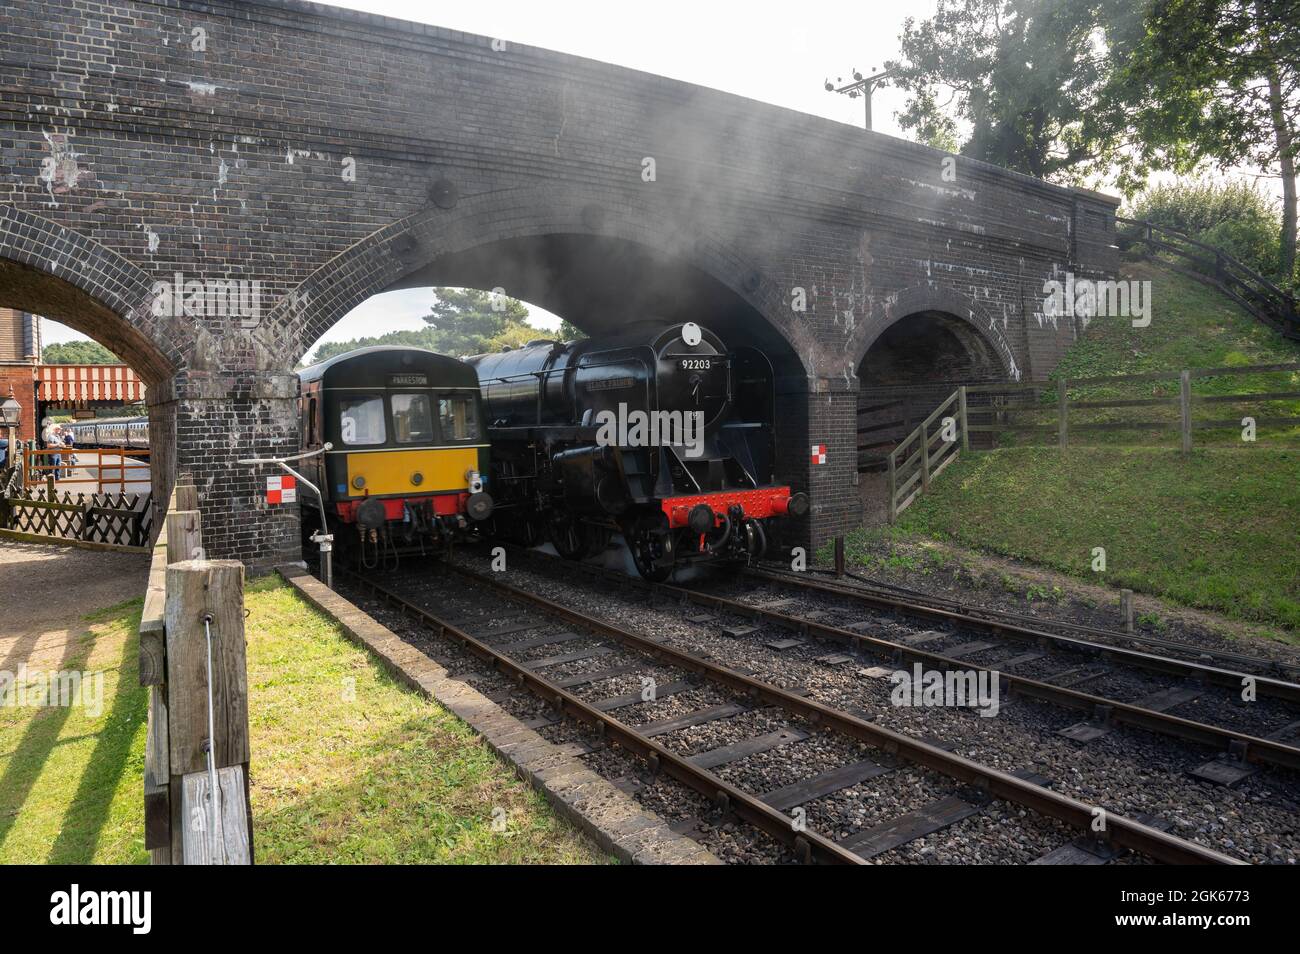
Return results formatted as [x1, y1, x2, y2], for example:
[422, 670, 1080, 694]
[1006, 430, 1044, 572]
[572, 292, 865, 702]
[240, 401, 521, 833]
[887, 451, 897, 525]
[166, 509, 203, 563]
[958, 385, 969, 453]
[1179, 369, 1192, 456]
[1121, 589, 1135, 635]
[1058, 378, 1069, 449]
[174, 483, 199, 512]
[920, 424, 931, 491]
[164, 559, 252, 865]
[834, 535, 845, 578]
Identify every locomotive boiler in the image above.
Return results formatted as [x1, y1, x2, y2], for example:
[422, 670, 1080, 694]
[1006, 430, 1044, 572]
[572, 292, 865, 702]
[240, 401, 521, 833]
[466, 321, 807, 580]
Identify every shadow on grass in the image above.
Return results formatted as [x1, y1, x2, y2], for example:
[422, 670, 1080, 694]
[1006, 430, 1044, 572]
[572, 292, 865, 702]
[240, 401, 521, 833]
[0, 625, 82, 855]
[45, 611, 146, 863]
[0, 601, 146, 862]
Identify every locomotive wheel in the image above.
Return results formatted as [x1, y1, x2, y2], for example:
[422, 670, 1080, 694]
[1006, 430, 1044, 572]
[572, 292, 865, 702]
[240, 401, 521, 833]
[623, 518, 673, 582]
[548, 512, 592, 560]
[517, 513, 545, 548]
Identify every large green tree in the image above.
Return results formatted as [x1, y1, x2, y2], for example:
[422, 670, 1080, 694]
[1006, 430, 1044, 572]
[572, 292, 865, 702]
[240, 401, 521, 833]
[42, 339, 120, 364]
[887, 0, 1118, 180]
[420, 287, 532, 357]
[889, 0, 1299, 278]
[306, 288, 583, 364]
[1098, 0, 1299, 277]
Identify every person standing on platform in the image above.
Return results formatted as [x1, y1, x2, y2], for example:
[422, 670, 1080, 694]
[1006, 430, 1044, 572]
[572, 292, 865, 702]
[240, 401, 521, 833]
[41, 419, 65, 482]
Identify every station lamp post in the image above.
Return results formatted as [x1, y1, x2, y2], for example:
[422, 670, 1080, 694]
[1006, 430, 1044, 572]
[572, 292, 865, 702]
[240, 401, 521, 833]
[824, 67, 895, 131]
[1, 386, 21, 474]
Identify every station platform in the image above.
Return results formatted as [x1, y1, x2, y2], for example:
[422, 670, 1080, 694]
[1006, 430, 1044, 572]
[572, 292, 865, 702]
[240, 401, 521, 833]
[0, 536, 149, 644]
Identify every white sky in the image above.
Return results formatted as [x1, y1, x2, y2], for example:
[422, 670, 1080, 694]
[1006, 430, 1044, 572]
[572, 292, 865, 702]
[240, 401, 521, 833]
[42, 0, 1283, 354]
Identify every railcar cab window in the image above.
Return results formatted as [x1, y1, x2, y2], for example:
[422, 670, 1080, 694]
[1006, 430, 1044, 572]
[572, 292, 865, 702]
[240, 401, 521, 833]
[438, 395, 480, 441]
[340, 396, 386, 445]
[392, 393, 434, 443]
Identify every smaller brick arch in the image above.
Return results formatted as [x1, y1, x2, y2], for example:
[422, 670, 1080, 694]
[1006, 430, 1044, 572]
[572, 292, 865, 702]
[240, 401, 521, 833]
[0, 206, 179, 384]
[855, 283, 1021, 382]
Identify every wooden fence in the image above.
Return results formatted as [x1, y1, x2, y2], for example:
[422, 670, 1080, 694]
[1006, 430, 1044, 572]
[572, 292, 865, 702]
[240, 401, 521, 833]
[140, 482, 253, 864]
[886, 386, 969, 523]
[965, 361, 1300, 452]
[0, 478, 152, 549]
[25, 446, 151, 492]
[1117, 216, 1300, 341]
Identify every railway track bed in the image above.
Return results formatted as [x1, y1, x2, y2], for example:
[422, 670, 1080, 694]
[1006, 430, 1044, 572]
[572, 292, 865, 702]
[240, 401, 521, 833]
[330, 551, 1298, 864]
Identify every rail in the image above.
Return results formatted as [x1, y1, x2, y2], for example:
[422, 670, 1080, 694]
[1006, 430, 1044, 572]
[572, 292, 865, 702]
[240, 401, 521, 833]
[140, 481, 253, 864]
[886, 386, 968, 523]
[1116, 215, 1300, 341]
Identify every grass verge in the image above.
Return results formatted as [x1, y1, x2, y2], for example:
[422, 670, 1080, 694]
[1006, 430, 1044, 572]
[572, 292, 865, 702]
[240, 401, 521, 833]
[885, 446, 1300, 634]
[0, 577, 606, 864]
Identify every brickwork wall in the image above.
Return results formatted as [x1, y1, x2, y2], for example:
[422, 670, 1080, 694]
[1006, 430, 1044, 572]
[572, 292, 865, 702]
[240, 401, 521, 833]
[0, 0, 1119, 566]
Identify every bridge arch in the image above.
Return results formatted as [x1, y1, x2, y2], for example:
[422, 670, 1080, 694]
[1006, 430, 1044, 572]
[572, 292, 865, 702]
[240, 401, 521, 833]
[0, 206, 180, 384]
[263, 186, 810, 379]
[0, 205, 181, 518]
[856, 284, 1019, 385]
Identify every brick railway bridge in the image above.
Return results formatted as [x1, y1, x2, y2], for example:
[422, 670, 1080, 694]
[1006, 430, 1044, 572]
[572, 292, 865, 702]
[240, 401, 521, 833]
[0, 0, 1119, 571]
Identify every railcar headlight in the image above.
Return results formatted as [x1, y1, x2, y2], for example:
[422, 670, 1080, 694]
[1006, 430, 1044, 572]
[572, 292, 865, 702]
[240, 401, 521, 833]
[465, 468, 484, 494]
[411, 472, 424, 486]
[352, 475, 366, 490]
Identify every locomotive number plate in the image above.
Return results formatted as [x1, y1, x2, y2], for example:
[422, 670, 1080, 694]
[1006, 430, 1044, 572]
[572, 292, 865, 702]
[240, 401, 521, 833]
[679, 358, 714, 370]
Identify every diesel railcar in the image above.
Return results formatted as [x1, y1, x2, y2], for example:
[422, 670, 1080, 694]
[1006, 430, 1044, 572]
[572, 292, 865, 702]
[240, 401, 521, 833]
[296, 346, 494, 565]
[466, 321, 807, 580]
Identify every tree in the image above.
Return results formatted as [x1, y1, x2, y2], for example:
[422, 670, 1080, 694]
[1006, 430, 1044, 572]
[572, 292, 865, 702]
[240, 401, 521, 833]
[887, 0, 1117, 180]
[305, 287, 574, 364]
[42, 339, 120, 364]
[421, 287, 532, 357]
[889, 0, 1299, 280]
[1098, 0, 1300, 278]
[558, 318, 587, 342]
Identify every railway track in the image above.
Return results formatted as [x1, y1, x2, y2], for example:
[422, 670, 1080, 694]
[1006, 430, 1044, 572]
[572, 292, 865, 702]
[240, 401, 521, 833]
[337, 559, 1245, 865]
[750, 562, 1300, 681]
[497, 545, 1300, 781]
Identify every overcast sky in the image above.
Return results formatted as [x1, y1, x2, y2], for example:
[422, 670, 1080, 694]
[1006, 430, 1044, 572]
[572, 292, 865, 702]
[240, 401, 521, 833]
[42, 0, 1279, 356]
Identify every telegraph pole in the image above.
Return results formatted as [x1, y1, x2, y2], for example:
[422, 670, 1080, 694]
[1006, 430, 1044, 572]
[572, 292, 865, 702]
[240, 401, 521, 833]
[824, 67, 895, 131]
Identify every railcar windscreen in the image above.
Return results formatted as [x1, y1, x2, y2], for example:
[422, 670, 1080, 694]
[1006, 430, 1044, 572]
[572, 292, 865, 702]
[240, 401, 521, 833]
[392, 393, 434, 443]
[438, 396, 480, 441]
[340, 396, 386, 445]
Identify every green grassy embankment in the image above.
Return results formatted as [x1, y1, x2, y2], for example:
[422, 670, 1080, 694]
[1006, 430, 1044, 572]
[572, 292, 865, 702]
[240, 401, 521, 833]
[852, 261, 1300, 636]
[890, 446, 1300, 632]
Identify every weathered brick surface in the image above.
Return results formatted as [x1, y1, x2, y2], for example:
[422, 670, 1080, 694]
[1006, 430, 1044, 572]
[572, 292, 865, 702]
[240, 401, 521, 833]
[0, 0, 1118, 566]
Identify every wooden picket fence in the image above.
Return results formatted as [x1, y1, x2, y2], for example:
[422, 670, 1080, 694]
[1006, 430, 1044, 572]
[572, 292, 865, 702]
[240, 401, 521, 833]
[140, 482, 253, 864]
[0, 478, 152, 549]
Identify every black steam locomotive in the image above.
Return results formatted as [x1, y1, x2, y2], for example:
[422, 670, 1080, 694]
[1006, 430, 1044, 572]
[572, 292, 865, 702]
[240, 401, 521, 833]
[466, 321, 807, 579]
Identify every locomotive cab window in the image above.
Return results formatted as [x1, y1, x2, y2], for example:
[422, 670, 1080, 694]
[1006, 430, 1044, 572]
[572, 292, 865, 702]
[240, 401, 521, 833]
[392, 393, 434, 444]
[438, 395, 480, 441]
[339, 395, 386, 445]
